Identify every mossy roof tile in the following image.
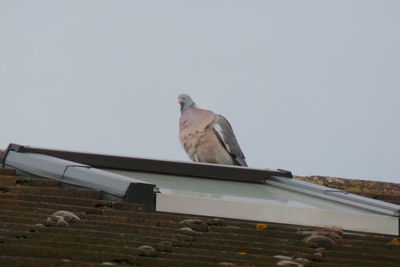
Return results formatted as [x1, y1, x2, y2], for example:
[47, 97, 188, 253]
[0, 167, 399, 266]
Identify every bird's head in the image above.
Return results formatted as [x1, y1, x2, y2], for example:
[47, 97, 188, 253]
[177, 93, 196, 112]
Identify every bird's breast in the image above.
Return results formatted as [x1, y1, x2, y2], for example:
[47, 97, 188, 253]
[180, 126, 233, 165]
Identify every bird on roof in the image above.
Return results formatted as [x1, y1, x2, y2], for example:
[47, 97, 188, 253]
[177, 94, 247, 167]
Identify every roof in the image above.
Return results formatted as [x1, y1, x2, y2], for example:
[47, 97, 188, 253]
[1, 167, 400, 267]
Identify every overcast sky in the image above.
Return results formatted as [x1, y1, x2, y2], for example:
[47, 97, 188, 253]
[1, 0, 399, 182]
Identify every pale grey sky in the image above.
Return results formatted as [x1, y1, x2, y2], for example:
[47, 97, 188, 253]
[1, 0, 399, 182]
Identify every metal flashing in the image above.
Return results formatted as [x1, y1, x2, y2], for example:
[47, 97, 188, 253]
[2, 143, 24, 167]
[266, 176, 400, 216]
[3, 147, 156, 211]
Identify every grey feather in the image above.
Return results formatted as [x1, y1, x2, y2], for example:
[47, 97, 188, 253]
[212, 115, 247, 166]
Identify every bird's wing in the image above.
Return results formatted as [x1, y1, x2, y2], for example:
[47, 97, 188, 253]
[212, 114, 247, 166]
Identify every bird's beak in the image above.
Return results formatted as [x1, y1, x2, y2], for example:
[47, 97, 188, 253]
[176, 99, 183, 104]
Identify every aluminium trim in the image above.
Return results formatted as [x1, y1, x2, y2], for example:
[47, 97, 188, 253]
[3, 150, 156, 209]
[267, 176, 400, 217]
[270, 176, 400, 213]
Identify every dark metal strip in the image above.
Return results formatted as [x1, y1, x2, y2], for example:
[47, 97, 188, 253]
[5, 143, 292, 183]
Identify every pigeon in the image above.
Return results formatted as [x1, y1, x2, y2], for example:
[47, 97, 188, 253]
[177, 94, 247, 166]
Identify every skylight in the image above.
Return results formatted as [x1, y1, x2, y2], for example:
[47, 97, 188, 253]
[2, 143, 399, 236]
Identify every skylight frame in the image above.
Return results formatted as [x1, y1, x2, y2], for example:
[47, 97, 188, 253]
[2, 143, 399, 236]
